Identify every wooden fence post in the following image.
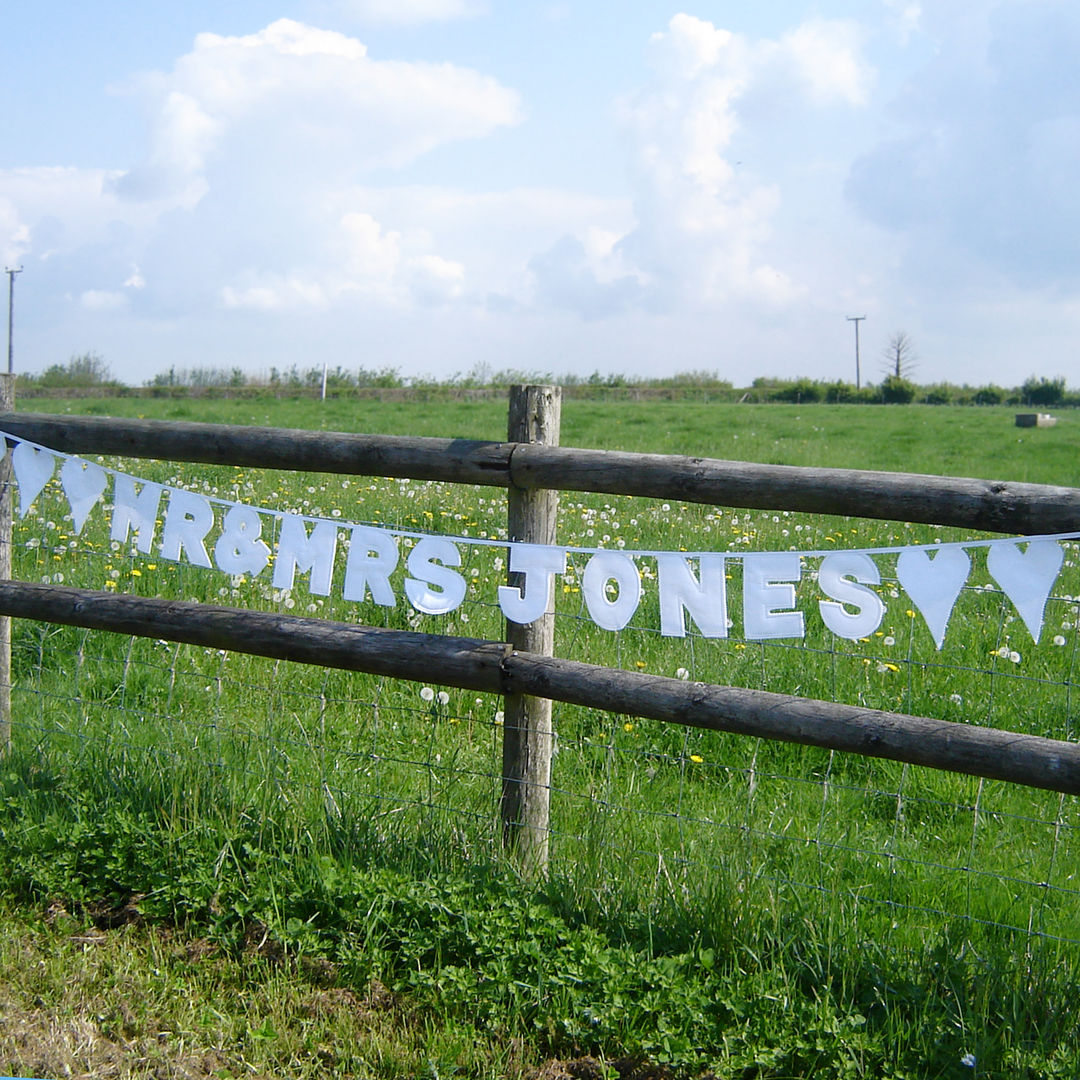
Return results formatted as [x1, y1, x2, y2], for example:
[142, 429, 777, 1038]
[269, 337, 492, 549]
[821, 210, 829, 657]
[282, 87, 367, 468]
[502, 384, 561, 876]
[0, 373, 13, 755]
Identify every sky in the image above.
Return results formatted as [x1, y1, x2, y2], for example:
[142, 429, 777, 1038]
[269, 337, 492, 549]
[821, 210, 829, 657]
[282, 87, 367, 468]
[1, 0, 1079, 388]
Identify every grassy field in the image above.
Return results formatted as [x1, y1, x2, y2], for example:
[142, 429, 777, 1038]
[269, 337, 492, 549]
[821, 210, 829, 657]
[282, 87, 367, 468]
[1, 397, 1079, 1079]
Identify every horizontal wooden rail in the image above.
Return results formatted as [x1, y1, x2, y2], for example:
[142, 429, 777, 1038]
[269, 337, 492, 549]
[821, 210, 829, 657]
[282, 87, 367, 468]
[0, 412, 512, 486]
[1, 412, 1078, 535]
[2, 581, 1078, 795]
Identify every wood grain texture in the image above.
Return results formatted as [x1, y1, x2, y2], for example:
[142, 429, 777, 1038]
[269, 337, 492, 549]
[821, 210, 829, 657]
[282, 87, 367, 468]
[0, 581, 1076, 794]
[1, 411, 1077, 534]
[502, 385, 562, 874]
[0, 412, 511, 486]
[0, 378, 12, 753]
[509, 445, 1080, 535]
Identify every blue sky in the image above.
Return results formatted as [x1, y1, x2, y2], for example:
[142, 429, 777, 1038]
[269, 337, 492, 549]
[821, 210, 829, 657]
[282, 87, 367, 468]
[1, 1, 1077, 387]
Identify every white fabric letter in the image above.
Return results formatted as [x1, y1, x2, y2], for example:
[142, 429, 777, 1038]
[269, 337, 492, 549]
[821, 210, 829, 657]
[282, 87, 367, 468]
[743, 552, 805, 640]
[657, 554, 728, 638]
[818, 552, 885, 640]
[60, 457, 107, 535]
[274, 515, 338, 595]
[12, 442, 56, 517]
[896, 546, 970, 650]
[342, 524, 398, 606]
[405, 536, 466, 615]
[497, 544, 566, 624]
[582, 550, 642, 631]
[110, 474, 163, 554]
[987, 539, 1063, 644]
[214, 504, 271, 577]
[159, 488, 215, 568]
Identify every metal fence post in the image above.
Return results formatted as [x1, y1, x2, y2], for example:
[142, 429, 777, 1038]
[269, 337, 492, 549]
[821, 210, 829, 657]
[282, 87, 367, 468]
[501, 383, 561, 875]
[0, 373, 14, 754]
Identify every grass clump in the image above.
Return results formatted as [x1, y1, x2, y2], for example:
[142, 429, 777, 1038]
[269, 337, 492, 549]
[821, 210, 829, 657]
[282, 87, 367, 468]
[1, 746, 1079, 1078]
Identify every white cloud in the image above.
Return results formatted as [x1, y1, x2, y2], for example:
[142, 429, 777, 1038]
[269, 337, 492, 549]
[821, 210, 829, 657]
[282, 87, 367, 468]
[114, 19, 520, 201]
[406, 254, 465, 306]
[774, 19, 872, 106]
[337, 0, 487, 25]
[36, 19, 523, 322]
[586, 13, 868, 314]
[883, 0, 923, 41]
[80, 289, 128, 311]
[0, 200, 29, 266]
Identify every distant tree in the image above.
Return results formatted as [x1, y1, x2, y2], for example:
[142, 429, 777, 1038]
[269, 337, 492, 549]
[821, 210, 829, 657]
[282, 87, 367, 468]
[36, 351, 115, 387]
[882, 331, 917, 380]
[1020, 375, 1065, 407]
[881, 374, 917, 404]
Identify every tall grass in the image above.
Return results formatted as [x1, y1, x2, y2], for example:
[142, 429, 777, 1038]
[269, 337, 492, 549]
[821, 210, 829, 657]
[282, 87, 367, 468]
[1, 399, 1078, 1076]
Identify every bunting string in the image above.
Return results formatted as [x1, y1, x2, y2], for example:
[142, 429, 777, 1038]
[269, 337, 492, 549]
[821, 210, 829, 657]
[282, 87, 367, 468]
[7, 433, 1075, 649]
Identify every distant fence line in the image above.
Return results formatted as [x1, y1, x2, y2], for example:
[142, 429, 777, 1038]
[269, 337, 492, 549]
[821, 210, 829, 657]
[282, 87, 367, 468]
[2, 386, 1080, 876]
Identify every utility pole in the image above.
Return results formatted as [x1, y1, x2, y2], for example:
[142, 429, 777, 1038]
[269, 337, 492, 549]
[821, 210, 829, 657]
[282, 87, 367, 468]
[5, 268, 22, 375]
[846, 315, 865, 390]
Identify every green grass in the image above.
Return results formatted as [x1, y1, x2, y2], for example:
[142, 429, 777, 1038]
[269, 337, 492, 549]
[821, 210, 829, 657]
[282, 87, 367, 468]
[29, 395, 1080, 480]
[1, 397, 1079, 1078]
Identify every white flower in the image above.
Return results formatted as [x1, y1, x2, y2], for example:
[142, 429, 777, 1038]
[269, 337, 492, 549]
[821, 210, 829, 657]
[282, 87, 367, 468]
[420, 686, 435, 702]
[1054, 635, 1067, 647]
[883, 635, 895, 647]
[950, 693, 963, 705]
[960, 1053, 976, 1068]
[436, 691, 450, 706]
[675, 667, 690, 680]
[1009, 650, 1021, 664]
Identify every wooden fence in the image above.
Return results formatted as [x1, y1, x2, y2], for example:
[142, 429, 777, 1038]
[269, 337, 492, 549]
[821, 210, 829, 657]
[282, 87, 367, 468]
[1, 383, 1079, 875]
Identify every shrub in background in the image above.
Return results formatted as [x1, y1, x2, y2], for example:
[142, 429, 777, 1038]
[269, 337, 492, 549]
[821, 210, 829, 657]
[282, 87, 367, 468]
[881, 375, 917, 404]
[1021, 375, 1065, 406]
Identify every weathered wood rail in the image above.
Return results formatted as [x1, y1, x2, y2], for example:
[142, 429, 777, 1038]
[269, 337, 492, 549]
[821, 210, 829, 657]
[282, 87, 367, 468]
[2, 581, 1077, 796]
[2, 390, 1079, 880]
[2, 411, 1078, 535]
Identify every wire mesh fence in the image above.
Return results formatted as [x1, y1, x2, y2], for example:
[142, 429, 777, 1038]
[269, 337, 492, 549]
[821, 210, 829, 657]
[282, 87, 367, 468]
[5, 447, 1080, 948]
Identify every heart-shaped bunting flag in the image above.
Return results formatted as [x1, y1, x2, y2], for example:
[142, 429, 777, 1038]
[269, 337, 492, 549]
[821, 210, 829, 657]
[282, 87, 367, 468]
[60, 456, 108, 535]
[12, 441, 57, 517]
[987, 539, 1063, 643]
[896, 546, 971, 650]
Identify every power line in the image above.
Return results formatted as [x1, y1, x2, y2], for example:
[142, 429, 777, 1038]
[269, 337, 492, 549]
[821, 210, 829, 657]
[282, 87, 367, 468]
[5, 267, 23, 376]
[846, 315, 866, 390]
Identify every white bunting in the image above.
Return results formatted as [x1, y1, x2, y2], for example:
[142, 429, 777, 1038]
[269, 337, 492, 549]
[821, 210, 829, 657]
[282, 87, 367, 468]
[743, 553, 804, 641]
[159, 488, 215, 569]
[111, 474, 163, 554]
[404, 536, 466, 615]
[896, 546, 970, 650]
[582, 550, 642, 631]
[818, 552, 885, 640]
[498, 543, 566, 625]
[657, 554, 728, 638]
[342, 525, 399, 606]
[6, 433, 1080, 653]
[987, 539, 1064, 644]
[60, 456, 108, 535]
[12, 442, 56, 517]
[274, 515, 337, 596]
[214, 504, 271, 577]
